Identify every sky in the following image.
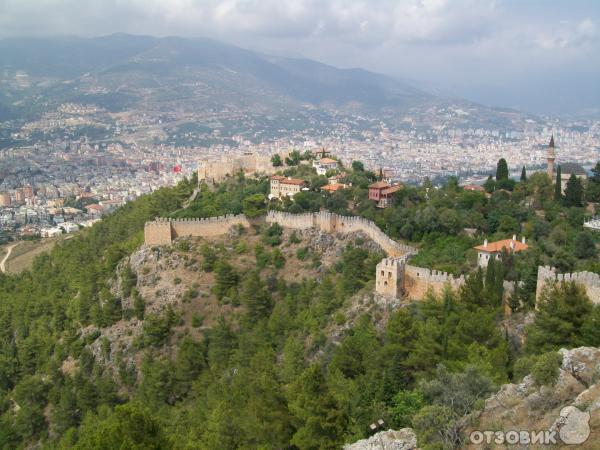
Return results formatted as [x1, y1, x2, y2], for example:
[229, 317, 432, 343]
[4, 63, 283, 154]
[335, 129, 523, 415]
[1, 0, 599, 115]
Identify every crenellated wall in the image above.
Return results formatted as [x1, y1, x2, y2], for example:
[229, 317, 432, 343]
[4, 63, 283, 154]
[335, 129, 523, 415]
[404, 264, 466, 299]
[536, 266, 600, 305]
[144, 211, 600, 307]
[144, 214, 251, 245]
[266, 210, 417, 257]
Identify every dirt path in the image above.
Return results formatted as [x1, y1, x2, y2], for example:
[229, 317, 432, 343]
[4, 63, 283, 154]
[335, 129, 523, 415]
[0, 243, 18, 274]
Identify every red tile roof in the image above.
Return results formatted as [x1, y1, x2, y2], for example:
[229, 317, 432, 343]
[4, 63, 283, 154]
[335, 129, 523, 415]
[381, 185, 401, 195]
[369, 181, 390, 189]
[474, 239, 528, 253]
[281, 178, 306, 186]
[271, 175, 305, 185]
[318, 157, 338, 164]
[321, 183, 346, 192]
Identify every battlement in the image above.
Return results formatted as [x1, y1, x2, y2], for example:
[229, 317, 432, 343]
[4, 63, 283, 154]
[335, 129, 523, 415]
[266, 210, 417, 257]
[405, 264, 466, 285]
[536, 265, 600, 305]
[377, 257, 407, 269]
[144, 214, 250, 245]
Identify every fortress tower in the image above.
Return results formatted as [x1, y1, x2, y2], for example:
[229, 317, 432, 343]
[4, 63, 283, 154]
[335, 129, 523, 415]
[376, 257, 406, 298]
[547, 135, 556, 180]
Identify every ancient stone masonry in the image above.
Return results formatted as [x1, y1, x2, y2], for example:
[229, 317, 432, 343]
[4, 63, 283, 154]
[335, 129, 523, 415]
[266, 210, 417, 257]
[144, 214, 251, 245]
[376, 257, 407, 299]
[536, 266, 600, 305]
[403, 264, 466, 299]
[376, 258, 466, 300]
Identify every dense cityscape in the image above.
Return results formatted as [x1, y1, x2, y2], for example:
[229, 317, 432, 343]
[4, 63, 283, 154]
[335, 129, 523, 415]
[1, 98, 599, 240]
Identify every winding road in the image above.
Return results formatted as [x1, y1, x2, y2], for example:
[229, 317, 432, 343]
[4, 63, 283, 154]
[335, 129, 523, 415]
[0, 243, 17, 274]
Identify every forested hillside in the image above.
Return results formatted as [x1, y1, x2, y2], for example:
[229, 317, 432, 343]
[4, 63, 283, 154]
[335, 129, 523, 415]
[0, 159, 599, 449]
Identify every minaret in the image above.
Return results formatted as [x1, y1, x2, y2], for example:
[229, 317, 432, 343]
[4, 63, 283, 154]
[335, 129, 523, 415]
[547, 135, 555, 180]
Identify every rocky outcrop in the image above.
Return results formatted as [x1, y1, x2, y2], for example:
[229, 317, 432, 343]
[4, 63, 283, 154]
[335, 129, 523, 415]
[344, 428, 418, 450]
[465, 347, 600, 449]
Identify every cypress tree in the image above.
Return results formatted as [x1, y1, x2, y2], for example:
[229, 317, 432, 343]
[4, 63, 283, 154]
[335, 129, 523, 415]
[496, 158, 509, 181]
[564, 174, 583, 207]
[484, 257, 496, 305]
[588, 161, 600, 202]
[554, 165, 562, 201]
[483, 175, 495, 193]
[520, 166, 527, 182]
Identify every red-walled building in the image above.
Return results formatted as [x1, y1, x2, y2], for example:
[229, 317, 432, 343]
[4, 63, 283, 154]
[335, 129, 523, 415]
[368, 181, 401, 208]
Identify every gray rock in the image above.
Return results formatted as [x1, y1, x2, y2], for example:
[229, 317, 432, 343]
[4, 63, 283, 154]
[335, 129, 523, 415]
[343, 428, 417, 450]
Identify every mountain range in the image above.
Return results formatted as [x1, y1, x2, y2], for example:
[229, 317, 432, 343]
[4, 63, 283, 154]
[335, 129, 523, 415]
[0, 33, 533, 128]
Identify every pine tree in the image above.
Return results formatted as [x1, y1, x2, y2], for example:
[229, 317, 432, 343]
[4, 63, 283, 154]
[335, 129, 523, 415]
[496, 158, 509, 181]
[554, 165, 562, 201]
[564, 174, 583, 207]
[520, 166, 527, 182]
[289, 365, 348, 449]
[213, 260, 239, 301]
[240, 271, 272, 324]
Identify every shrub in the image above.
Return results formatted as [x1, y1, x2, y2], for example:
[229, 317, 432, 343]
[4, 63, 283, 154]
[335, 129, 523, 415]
[191, 313, 204, 328]
[296, 247, 309, 261]
[177, 241, 190, 252]
[289, 231, 301, 244]
[272, 249, 286, 269]
[531, 352, 562, 386]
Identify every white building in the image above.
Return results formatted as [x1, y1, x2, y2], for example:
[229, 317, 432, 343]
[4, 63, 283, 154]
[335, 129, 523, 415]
[474, 236, 529, 268]
[312, 157, 339, 176]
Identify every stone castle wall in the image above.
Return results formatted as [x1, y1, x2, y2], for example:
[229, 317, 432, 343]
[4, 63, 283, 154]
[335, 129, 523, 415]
[403, 264, 466, 299]
[198, 154, 277, 183]
[144, 219, 172, 246]
[144, 214, 250, 245]
[266, 211, 417, 257]
[144, 211, 599, 307]
[536, 266, 600, 305]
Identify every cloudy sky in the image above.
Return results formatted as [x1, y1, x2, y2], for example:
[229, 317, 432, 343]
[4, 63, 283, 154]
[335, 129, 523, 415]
[1, 0, 599, 115]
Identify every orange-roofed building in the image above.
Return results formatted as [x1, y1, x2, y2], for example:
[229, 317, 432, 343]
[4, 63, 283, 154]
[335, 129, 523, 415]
[474, 235, 529, 268]
[369, 181, 402, 208]
[321, 183, 346, 193]
[270, 175, 307, 199]
[463, 184, 485, 192]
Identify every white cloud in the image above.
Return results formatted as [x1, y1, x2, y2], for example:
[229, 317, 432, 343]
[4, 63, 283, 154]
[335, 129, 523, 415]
[0, 0, 499, 45]
[535, 18, 598, 49]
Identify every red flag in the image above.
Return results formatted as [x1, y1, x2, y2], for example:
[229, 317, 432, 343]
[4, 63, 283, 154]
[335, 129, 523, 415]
[173, 165, 182, 173]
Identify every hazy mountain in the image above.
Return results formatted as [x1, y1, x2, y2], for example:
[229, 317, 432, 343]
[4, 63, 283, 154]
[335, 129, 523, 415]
[0, 34, 532, 128]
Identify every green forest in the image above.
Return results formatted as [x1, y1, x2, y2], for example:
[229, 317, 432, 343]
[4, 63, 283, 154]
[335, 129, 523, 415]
[0, 157, 599, 449]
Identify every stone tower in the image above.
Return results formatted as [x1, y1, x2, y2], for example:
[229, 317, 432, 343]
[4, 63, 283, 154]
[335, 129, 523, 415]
[375, 257, 406, 298]
[547, 135, 556, 180]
